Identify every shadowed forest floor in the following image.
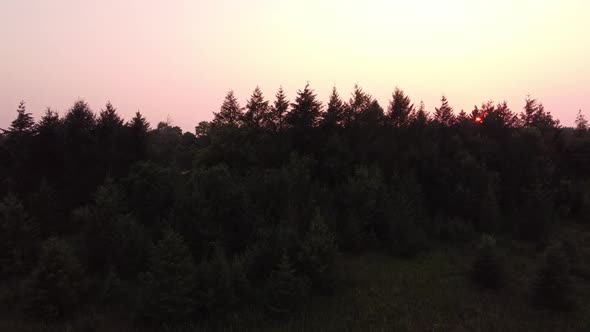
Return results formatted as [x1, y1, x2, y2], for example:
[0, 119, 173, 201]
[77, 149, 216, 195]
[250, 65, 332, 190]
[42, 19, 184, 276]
[3, 224, 589, 332]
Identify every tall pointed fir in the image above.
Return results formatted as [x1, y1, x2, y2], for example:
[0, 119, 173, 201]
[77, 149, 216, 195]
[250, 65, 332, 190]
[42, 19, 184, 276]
[321, 86, 346, 130]
[285, 83, 322, 130]
[243, 86, 269, 128]
[387, 88, 414, 128]
[433, 95, 455, 126]
[213, 90, 243, 127]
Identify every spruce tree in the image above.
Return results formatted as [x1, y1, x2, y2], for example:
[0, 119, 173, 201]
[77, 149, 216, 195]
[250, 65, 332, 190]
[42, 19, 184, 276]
[387, 88, 414, 128]
[264, 86, 289, 132]
[243, 86, 269, 128]
[433, 95, 455, 126]
[321, 86, 346, 130]
[213, 90, 243, 127]
[8, 101, 35, 136]
[285, 83, 322, 130]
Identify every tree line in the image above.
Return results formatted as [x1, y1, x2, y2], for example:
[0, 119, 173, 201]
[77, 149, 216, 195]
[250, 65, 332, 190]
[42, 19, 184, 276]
[0, 83, 589, 324]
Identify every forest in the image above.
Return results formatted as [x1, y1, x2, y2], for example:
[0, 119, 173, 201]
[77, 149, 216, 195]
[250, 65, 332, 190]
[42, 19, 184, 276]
[1, 84, 590, 331]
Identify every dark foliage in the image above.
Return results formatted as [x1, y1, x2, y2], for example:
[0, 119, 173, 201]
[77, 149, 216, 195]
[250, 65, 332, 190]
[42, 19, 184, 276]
[0, 86, 584, 325]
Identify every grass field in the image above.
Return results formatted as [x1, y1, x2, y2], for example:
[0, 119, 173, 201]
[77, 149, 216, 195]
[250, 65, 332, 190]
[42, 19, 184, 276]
[3, 224, 590, 332]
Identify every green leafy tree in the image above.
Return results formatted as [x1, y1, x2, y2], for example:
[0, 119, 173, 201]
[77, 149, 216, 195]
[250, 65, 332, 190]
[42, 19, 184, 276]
[140, 230, 197, 322]
[25, 237, 84, 319]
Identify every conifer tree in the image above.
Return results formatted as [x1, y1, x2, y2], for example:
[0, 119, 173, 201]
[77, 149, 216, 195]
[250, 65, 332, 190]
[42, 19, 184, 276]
[213, 90, 243, 127]
[575, 109, 588, 134]
[264, 86, 289, 132]
[321, 86, 346, 130]
[285, 83, 322, 130]
[412, 101, 429, 126]
[243, 86, 269, 128]
[387, 88, 414, 127]
[8, 101, 35, 136]
[433, 95, 455, 126]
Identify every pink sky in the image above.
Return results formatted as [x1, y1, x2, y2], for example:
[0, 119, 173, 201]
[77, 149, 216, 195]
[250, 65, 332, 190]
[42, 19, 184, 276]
[1, 0, 589, 131]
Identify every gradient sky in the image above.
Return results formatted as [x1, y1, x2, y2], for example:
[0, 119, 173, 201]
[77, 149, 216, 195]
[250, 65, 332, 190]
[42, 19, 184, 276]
[1, 0, 589, 131]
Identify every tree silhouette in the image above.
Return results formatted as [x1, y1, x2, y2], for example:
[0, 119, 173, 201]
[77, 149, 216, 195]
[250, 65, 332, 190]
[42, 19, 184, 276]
[433, 95, 455, 126]
[387, 88, 414, 127]
[321, 86, 346, 130]
[7, 101, 35, 136]
[285, 83, 322, 130]
[243, 86, 269, 128]
[213, 90, 243, 127]
[264, 86, 289, 133]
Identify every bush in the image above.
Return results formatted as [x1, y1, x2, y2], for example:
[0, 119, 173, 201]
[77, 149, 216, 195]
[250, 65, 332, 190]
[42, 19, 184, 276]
[471, 235, 504, 289]
[532, 244, 574, 310]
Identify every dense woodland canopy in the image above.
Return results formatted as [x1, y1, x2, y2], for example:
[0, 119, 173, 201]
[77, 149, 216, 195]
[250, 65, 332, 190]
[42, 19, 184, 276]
[1, 84, 590, 328]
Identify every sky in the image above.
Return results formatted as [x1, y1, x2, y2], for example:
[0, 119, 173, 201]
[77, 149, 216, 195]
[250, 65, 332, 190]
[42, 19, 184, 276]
[1, 0, 589, 131]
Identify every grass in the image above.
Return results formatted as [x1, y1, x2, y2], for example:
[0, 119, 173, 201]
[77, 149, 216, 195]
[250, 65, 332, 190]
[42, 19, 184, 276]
[2, 224, 590, 331]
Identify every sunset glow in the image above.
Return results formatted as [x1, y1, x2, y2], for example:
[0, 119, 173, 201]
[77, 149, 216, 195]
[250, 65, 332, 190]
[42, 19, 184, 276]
[1, 0, 589, 130]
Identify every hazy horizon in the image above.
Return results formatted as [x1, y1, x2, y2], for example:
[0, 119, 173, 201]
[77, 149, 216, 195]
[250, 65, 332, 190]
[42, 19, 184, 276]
[2, 0, 589, 131]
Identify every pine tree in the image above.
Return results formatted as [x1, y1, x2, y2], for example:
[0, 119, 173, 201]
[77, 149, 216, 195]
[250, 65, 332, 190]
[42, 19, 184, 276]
[387, 88, 414, 128]
[127, 111, 150, 160]
[213, 90, 243, 127]
[264, 86, 289, 132]
[299, 210, 338, 293]
[321, 86, 346, 129]
[25, 237, 84, 319]
[433, 95, 455, 126]
[97, 101, 124, 131]
[264, 253, 309, 316]
[8, 101, 35, 135]
[243, 86, 269, 128]
[471, 235, 504, 289]
[346, 84, 372, 128]
[532, 244, 574, 310]
[285, 83, 322, 130]
[575, 109, 588, 135]
[520, 97, 559, 130]
[140, 230, 197, 322]
[412, 101, 429, 126]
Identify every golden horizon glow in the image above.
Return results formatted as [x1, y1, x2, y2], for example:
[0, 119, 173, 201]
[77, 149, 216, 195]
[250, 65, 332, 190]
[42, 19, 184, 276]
[1, 0, 589, 130]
